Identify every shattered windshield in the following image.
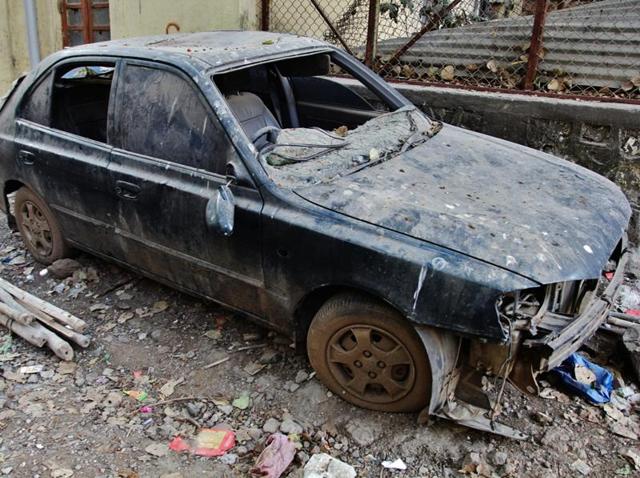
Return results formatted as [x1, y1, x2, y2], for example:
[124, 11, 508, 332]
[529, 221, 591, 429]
[260, 106, 441, 189]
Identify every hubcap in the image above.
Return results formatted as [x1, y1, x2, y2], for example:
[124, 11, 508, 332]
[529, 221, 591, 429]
[326, 325, 416, 404]
[20, 200, 53, 257]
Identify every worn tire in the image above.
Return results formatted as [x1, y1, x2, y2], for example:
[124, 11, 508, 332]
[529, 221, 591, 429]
[14, 187, 70, 265]
[307, 293, 431, 412]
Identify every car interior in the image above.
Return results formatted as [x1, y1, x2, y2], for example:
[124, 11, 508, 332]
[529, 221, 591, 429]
[51, 64, 115, 143]
[213, 53, 391, 149]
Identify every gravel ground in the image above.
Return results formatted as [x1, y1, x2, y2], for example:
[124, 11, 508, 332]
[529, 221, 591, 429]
[0, 214, 639, 478]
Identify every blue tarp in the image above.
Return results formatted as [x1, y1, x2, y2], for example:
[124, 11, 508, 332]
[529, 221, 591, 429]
[552, 353, 614, 404]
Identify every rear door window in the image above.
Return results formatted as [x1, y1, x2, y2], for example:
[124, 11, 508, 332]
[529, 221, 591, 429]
[19, 71, 54, 125]
[115, 64, 225, 174]
[50, 63, 116, 143]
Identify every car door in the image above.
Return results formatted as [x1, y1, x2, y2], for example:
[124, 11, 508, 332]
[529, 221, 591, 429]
[13, 59, 121, 255]
[108, 60, 265, 315]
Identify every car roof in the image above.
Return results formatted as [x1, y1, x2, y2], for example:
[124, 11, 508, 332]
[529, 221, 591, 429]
[59, 31, 331, 73]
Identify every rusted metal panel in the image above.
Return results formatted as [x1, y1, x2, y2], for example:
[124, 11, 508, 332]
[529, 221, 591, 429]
[376, 0, 640, 90]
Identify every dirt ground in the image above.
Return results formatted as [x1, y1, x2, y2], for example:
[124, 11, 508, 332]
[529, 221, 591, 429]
[0, 214, 639, 478]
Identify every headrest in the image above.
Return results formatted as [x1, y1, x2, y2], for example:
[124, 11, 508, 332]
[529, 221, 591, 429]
[276, 54, 331, 77]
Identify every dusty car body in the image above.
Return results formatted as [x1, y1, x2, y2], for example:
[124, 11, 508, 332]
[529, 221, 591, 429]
[0, 31, 631, 436]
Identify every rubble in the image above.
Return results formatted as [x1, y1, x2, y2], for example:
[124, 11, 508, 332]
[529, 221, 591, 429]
[304, 453, 356, 478]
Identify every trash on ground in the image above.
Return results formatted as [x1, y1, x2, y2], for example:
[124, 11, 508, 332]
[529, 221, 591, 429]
[124, 390, 148, 402]
[303, 453, 356, 478]
[169, 428, 235, 457]
[552, 353, 613, 404]
[382, 458, 407, 470]
[250, 433, 297, 477]
[0, 276, 89, 361]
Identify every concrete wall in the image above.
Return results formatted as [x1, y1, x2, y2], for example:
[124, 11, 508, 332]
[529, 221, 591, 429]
[109, 0, 257, 39]
[0, 0, 62, 94]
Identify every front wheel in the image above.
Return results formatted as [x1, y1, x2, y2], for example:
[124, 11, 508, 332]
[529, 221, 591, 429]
[14, 187, 70, 265]
[307, 293, 432, 412]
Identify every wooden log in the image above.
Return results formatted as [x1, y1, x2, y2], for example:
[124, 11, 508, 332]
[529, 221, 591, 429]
[0, 277, 87, 332]
[609, 311, 640, 324]
[30, 308, 90, 348]
[0, 301, 34, 326]
[0, 313, 46, 347]
[608, 317, 640, 330]
[39, 326, 74, 361]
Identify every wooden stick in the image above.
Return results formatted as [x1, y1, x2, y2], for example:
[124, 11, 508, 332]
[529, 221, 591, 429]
[31, 309, 90, 348]
[609, 311, 640, 324]
[608, 317, 640, 330]
[0, 313, 46, 347]
[0, 301, 34, 326]
[203, 357, 229, 369]
[0, 277, 87, 332]
[38, 325, 74, 361]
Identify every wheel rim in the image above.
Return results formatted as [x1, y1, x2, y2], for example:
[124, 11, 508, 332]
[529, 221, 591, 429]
[326, 325, 416, 404]
[20, 200, 53, 257]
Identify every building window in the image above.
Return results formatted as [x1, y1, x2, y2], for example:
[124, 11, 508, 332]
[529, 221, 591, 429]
[60, 0, 110, 47]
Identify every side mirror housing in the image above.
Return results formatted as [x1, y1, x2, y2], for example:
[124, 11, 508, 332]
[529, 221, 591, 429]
[206, 184, 235, 236]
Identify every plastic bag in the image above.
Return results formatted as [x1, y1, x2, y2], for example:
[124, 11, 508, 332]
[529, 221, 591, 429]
[552, 353, 613, 404]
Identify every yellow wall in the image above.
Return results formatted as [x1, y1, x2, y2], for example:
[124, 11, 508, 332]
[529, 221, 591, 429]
[0, 0, 258, 94]
[109, 0, 258, 39]
[0, 0, 62, 94]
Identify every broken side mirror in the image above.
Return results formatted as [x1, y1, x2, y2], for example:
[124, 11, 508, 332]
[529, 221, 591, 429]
[206, 184, 235, 236]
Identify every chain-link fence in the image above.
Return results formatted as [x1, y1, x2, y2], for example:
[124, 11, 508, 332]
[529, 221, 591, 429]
[257, 0, 640, 102]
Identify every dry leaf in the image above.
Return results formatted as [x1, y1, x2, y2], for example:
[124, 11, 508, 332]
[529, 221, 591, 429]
[547, 78, 564, 92]
[440, 65, 455, 81]
[151, 300, 170, 315]
[631, 76, 640, 87]
[486, 60, 498, 73]
[160, 377, 184, 397]
[466, 63, 478, 72]
[621, 81, 635, 92]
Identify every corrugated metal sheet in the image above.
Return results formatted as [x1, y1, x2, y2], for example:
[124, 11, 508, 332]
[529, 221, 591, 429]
[377, 0, 640, 89]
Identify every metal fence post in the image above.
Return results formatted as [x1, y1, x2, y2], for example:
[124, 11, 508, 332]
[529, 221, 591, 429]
[364, 0, 380, 68]
[523, 0, 548, 90]
[261, 0, 270, 31]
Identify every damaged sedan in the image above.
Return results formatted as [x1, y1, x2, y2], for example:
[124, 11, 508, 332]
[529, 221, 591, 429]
[0, 31, 631, 436]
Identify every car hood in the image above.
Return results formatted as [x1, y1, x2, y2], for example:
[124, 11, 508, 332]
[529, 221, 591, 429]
[295, 125, 631, 285]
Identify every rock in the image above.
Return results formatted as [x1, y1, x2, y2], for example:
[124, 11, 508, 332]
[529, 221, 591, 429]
[345, 419, 379, 447]
[304, 453, 356, 478]
[281, 418, 303, 435]
[150, 329, 162, 341]
[186, 402, 202, 417]
[491, 451, 508, 466]
[541, 427, 570, 453]
[51, 470, 74, 478]
[1, 468, 12, 476]
[48, 259, 82, 279]
[145, 442, 169, 457]
[258, 349, 281, 364]
[220, 453, 238, 465]
[295, 370, 309, 384]
[263, 418, 280, 434]
[570, 459, 591, 476]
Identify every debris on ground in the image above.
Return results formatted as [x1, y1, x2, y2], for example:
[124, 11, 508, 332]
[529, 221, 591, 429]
[169, 428, 236, 457]
[381, 458, 407, 470]
[250, 433, 297, 477]
[303, 453, 356, 478]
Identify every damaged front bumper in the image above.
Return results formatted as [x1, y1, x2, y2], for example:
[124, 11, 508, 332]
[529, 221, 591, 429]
[416, 237, 628, 439]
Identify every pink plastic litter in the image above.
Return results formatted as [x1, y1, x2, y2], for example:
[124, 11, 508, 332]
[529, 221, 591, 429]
[250, 433, 297, 477]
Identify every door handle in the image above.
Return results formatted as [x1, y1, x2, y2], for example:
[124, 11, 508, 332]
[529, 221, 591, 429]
[114, 180, 141, 200]
[18, 150, 35, 166]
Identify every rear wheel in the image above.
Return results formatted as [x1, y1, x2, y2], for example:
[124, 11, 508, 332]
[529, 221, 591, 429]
[307, 293, 431, 412]
[14, 187, 69, 265]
